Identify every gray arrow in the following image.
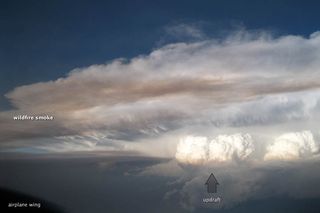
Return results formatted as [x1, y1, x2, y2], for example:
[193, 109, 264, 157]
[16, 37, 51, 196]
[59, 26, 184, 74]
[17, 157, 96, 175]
[205, 173, 219, 193]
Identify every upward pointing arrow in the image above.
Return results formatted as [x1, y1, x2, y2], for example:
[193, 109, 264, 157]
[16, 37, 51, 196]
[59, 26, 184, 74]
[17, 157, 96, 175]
[205, 173, 219, 193]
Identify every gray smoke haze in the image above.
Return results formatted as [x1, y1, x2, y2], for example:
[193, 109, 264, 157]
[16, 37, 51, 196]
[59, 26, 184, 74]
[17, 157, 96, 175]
[1, 156, 320, 213]
[1, 30, 320, 157]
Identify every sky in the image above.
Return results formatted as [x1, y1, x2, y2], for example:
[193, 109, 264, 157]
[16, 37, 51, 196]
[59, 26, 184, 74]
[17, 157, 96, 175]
[1, 0, 320, 212]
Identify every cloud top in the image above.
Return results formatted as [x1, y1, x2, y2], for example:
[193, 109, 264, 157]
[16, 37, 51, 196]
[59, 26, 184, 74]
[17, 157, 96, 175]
[175, 133, 254, 164]
[175, 136, 208, 165]
[264, 131, 319, 161]
[208, 133, 254, 162]
[176, 131, 320, 165]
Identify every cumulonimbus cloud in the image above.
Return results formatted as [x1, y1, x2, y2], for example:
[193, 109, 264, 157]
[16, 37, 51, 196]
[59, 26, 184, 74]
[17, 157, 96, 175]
[175, 136, 209, 165]
[208, 133, 254, 162]
[264, 130, 319, 161]
[1, 30, 320, 154]
[176, 130, 320, 165]
[175, 133, 254, 164]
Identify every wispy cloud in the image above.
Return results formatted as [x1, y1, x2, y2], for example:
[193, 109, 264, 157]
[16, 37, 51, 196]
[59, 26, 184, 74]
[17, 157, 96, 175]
[1, 30, 320, 155]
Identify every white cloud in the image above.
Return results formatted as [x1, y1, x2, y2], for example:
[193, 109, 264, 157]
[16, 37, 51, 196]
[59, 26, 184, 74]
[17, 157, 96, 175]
[2, 30, 320, 154]
[175, 133, 254, 165]
[264, 131, 319, 161]
[164, 23, 206, 40]
[175, 136, 208, 165]
[176, 131, 320, 165]
[208, 133, 254, 162]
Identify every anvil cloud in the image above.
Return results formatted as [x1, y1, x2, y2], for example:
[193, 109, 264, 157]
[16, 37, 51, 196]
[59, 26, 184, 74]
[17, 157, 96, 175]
[1, 30, 320, 156]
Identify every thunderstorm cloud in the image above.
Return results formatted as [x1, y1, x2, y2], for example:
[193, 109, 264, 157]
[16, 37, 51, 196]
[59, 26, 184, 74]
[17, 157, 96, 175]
[1, 30, 320, 157]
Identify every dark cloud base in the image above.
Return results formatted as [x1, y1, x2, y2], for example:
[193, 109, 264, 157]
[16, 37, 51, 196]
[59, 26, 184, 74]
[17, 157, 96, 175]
[1, 156, 320, 213]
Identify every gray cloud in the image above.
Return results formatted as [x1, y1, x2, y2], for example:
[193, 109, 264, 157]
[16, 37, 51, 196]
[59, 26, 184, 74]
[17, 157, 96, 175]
[139, 158, 320, 211]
